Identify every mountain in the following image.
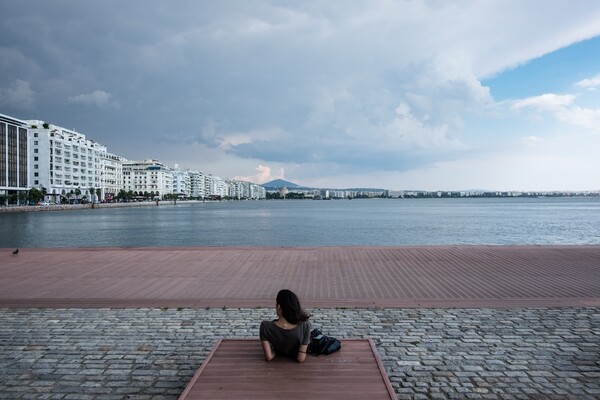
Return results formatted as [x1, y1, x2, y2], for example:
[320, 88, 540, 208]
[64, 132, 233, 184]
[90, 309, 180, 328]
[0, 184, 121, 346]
[261, 179, 300, 188]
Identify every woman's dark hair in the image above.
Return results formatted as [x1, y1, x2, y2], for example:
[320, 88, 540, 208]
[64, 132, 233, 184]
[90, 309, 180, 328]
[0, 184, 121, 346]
[276, 289, 310, 324]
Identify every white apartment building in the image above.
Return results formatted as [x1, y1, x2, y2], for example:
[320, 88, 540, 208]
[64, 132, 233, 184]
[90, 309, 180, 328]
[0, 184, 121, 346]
[100, 152, 124, 201]
[188, 170, 206, 199]
[225, 179, 266, 200]
[27, 120, 105, 203]
[122, 158, 173, 198]
[226, 179, 244, 199]
[0, 113, 29, 205]
[204, 174, 228, 198]
[172, 166, 191, 198]
[250, 183, 266, 200]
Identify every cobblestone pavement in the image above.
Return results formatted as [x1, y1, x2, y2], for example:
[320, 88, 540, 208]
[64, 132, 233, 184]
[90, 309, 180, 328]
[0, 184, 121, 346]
[1, 307, 599, 400]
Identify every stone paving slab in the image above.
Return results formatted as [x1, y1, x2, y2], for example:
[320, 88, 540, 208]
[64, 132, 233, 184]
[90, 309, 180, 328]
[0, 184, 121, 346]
[1, 307, 599, 399]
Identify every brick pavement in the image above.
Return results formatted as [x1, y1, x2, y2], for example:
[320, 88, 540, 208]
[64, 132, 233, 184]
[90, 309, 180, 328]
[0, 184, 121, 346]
[1, 307, 599, 399]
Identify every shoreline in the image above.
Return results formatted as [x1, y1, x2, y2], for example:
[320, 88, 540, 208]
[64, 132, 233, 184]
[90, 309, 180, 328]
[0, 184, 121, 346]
[0, 199, 225, 213]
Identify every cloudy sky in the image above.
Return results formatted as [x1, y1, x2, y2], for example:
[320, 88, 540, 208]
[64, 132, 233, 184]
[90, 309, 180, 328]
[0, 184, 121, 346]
[1, 1, 600, 191]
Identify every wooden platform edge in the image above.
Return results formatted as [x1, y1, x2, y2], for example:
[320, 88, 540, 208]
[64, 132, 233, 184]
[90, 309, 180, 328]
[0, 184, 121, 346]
[178, 338, 396, 400]
[179, 339, 223, 400]
[367, 338, 397, 399]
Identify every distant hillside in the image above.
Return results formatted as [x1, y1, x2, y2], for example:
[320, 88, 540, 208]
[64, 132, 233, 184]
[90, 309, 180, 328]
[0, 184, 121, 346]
[262, 179, 300, 188]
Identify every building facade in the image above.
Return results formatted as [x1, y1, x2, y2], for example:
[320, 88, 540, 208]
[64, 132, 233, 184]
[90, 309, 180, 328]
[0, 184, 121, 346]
[172, 166, 191, 198]
[204, 174, 228, 199]
[188, 170, 206, 199]
[0, 113, 29, 204]
[122, 158, 173, 198]
[100, 152, 124, 201]
[226, 180, 266, 200]
[26, 120, 105, 203]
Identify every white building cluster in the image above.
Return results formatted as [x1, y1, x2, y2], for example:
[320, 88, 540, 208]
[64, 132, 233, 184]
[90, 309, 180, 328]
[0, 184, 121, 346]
[0, 113, 265, 204]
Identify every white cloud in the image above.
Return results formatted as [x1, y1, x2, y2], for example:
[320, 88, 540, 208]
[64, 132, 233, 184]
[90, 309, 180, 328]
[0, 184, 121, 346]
[512, 94, 576, 110]
[576, 73, 600, 90]
[512, 93, 600, 132]
[0, 79, 35, 109]
[217, 127, 291, 150]
[305, 140, 600, 192]
[234, 164, 285, 184]
[68, 90, 119, 108]
[521, 136, 543, 142]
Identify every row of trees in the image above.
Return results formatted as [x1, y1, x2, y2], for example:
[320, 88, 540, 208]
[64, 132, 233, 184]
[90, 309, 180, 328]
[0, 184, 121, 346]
[26, 186, 102, 204]
[114, 189, 162, 202]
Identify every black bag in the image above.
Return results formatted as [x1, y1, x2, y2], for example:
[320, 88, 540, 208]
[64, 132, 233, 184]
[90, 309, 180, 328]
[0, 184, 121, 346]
[307, 328, 341, 355]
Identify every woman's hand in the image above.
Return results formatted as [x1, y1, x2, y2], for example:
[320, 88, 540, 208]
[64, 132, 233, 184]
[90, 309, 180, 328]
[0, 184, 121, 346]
[261, 340, 276, 361]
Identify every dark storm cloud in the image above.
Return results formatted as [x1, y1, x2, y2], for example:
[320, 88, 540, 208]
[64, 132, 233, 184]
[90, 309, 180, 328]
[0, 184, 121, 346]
[1, 1, 600, 187]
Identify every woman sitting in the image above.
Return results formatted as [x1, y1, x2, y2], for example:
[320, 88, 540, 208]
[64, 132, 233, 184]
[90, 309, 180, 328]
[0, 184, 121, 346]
[260, 289, 311, 363]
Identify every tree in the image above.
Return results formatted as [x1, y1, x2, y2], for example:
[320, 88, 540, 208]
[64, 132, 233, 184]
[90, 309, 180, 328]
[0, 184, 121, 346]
[75, 188, 82, 199]
[28, 187, 44, 204]
[89, 187, 95, 202]
[96, 188, 102, 201]
[116, 189, 126, 202]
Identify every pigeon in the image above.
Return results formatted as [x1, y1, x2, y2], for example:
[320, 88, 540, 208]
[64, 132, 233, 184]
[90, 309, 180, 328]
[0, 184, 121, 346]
[12, 248, 18, 255]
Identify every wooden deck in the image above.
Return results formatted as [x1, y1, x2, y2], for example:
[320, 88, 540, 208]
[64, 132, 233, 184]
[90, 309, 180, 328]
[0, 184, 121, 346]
[1, 245, 600, 308]
[179, 339, 396, 400]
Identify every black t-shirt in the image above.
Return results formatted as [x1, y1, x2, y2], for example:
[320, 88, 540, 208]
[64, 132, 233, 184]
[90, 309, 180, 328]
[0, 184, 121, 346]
[259, 320, 311, 358]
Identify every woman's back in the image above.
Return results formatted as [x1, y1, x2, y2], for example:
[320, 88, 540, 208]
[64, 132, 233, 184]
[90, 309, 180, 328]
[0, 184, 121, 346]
[260, 320, 311, 358]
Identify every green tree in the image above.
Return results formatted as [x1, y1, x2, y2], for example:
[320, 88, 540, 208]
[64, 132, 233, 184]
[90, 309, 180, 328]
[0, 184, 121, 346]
[89, 187, 95, 202]
[28, 187, 44, 203]
[96, 188, 102, 201]
[116, 189, 126, 202]
[75, 188, 82, 199]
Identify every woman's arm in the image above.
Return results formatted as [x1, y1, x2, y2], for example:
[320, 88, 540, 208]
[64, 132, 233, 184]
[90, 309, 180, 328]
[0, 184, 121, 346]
[297, 344, 308, 363]
[261, 340, 276, 361]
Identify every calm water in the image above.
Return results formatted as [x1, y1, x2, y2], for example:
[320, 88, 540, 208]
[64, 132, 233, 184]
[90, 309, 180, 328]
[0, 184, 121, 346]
[2, 197, 600, 248]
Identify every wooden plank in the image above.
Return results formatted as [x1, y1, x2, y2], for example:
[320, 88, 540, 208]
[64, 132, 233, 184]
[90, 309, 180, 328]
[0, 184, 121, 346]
[1, 246, 600, 308]
[179, 339, 396, 400]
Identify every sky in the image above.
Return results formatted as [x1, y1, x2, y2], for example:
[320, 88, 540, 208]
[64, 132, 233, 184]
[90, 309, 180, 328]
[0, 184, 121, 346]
[1, 1, 600, 191]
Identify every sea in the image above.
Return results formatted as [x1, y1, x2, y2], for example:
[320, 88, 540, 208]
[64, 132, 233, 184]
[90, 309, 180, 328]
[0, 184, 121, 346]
[1, 197, 600, 248]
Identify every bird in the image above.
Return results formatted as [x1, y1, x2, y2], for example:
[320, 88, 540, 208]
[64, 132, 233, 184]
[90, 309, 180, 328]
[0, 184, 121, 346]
[12, 248, 19, 255]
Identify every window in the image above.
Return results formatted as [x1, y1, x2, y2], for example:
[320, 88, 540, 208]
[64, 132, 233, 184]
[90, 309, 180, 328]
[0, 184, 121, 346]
[34, 140, 38, 145]
[34, 180, 39, 185]
[34, 164, 38, 169]
[34, 133, 38, 137]
[34, 172, 39, 177]
[34, 157, 38, 161]
[34, 149, 38, 153]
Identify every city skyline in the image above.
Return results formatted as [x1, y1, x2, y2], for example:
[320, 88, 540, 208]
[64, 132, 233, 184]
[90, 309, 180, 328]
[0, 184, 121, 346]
[1, 1, 600, 191]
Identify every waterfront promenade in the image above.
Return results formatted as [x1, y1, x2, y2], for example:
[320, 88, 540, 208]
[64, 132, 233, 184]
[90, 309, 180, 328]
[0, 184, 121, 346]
[1, 246, 599, 399]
